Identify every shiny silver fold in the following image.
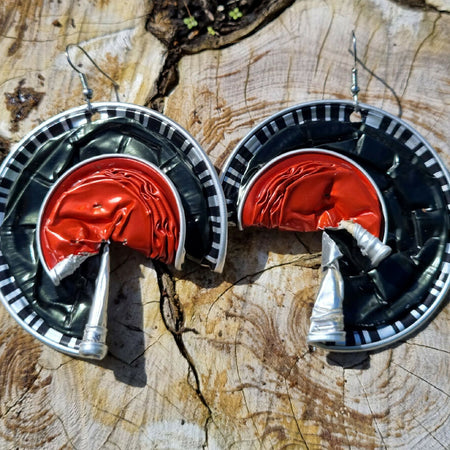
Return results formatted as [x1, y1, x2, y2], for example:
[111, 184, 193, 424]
[307, 232, 346, 346]
[48, 253, 91, 286]
[78, 242, 110, 359]
[339, 220, 391, 267]
[307, 222, 392, 347]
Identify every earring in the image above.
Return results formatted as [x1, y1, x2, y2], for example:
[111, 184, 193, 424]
[0, 44, 227, 359]
[220, 32, 450, 352]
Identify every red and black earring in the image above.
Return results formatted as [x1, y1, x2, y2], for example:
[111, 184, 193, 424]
[220, 33, 450, 352]
[0, 44, 228, 359]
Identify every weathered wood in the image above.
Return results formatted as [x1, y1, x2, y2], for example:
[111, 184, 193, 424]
[0, 0, 448, 448]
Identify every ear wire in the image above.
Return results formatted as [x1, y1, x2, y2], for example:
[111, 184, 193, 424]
[65, 43, 121, 113]
[350, 31, 360, 113]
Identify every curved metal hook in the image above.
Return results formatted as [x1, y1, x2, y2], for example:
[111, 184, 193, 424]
[65, 43, 120, 112]
[350, 31, 360, 112]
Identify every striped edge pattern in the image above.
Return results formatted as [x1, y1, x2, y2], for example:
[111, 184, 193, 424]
[220, 100, 450, 352]
[0, 102, 227, 356]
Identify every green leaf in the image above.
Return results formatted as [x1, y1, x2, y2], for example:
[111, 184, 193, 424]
[229, 7, 243, 20]
[183, 16, 198, 29]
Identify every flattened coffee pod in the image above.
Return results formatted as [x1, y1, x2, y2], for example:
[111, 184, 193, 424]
[0, 102, 227, 357]
[221, 100, 450, 352]
[37, 154, 186, 283]
[236, 149, 388, 240]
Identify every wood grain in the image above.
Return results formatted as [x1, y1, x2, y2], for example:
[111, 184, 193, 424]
[0, 0, 448, 448]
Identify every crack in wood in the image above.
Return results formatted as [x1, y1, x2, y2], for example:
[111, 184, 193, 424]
[35, 358, 73, 372]
[232, 328, 264, 446]
[294, 234, 313, 253]
[401, 12, 441, 98]
[205, 252, 321, 327]
[95, 391, 146, 449]
[392, 361, 450, 397]
[350, 49, 403, 117]
[153, 260, 214, 449]
[356, 375, 388, 449]
[404, 341, 450, 354]
[392, 0, 450, 12]
[1, 365, 43, 419]
[242, 54, 253, 122]
[285, 384, 310, 449]
[411, 415, 448, 448]
[314, 10, 333, 77]
[284, 352, 310, 449]
[124, 335, 165, 366]
[144, 0, 297, 110]
[50, 404, 78, 450]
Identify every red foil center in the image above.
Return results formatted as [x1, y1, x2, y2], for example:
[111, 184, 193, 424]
[40, 157, 181, 269]
[241, 152, 383, 237]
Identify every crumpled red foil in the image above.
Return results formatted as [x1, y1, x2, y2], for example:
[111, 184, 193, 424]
[40, 157, 181, 270]
[241, 152, 383, 237]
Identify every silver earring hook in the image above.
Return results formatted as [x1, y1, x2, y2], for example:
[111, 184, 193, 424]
[350, 31, 360, 112]
[65, 43, 121, 113]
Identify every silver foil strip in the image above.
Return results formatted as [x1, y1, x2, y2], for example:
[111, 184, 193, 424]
[78, 242, 110, 359]
[307, 232, 346, 346]
[338, 220, 391, 267]
[49, 253, 91, 286]
[307, 222, 392, 347]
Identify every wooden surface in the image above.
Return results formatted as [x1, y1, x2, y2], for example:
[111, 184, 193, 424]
[0, 0, 449, 448]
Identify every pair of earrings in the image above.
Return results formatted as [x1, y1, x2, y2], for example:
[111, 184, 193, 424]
[0, 36, 448, 360]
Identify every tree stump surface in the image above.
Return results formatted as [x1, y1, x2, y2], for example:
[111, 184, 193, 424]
[0, 0, 448, 448]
